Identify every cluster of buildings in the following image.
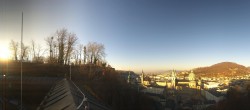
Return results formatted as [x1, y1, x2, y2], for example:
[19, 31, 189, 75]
[140, 70, 228, 110]
[121, 69, 250, 109]
[141, 70, 200, 89]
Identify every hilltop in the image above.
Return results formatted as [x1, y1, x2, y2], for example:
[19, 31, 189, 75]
[194, 62, 250, 77]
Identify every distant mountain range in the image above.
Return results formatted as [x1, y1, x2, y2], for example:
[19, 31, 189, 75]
[194, 62, 250, 77]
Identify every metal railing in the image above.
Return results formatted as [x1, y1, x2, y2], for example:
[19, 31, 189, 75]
[71, 81, 89, 109]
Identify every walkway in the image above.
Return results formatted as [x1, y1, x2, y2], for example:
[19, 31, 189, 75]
[37, 78, 110, 110]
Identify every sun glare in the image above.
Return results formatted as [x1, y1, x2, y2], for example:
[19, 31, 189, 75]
[0, 46, 11, 60]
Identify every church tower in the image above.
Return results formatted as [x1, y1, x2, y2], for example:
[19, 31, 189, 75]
[141, 70, 144, 84]
[188, 70, 196, 88]
[171, 70, 176, 89]
[188, 70, 195, 81]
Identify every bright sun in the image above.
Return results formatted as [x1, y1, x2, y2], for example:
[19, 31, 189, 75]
[0, 46, 11, 60]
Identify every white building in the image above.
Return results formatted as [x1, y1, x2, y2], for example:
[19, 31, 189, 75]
[204, 82, 219, 89]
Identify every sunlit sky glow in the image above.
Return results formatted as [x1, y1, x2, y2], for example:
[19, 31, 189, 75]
[1, 0, 250, 72]
[0, 43, 11, 60]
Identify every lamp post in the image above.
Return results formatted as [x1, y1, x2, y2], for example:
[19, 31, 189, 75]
[69, 58, 72, 80]
[21, 12, 23, 110]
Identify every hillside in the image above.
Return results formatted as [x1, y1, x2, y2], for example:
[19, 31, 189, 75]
[194, 62, 250, 77]
[0, 61, 156, 110]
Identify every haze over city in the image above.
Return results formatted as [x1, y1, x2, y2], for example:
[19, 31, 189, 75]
[1, 0, 250, 72]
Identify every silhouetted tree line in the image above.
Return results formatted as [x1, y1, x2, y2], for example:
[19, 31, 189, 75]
[9, 28, 107, 66]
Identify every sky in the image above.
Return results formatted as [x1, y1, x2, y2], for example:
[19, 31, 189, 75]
[1, 0, 250, 73]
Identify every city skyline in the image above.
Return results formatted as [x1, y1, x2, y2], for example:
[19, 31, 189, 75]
[1, 0, 250, 72]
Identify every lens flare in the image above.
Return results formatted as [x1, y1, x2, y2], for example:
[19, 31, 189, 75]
[0, 46, 11, 60]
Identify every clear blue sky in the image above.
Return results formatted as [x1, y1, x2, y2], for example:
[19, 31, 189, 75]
[1, 0, 250, 72]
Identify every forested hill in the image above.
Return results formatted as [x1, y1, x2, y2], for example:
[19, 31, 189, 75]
[194, 62, 250, 77]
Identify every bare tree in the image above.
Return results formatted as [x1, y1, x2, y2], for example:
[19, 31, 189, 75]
[45, 28, 78, 65]
[52, 40, 58, 63]
[45, 36, 55, 63]
[65, 32, 78, 65]
[21, 43, 29, 61]
[9, 40, 19, 61]
[72, 49, 78, 65]
[87, 42, 96, 64]
[56, 28, 67, 65]
[78, 44, 84, 65]
[94, 43, 105, 64]
[72, 44, 83, 65]
[31, 40, 45, 63]
[86, 42, 106, 65]
[83, 46, 87, 64]
[31, 40, 36, 61]
[35, 44, 45, 63]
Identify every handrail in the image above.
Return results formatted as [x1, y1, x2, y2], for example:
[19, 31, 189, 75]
[71, 80, 111, 110]
[71, 81, 88, 109]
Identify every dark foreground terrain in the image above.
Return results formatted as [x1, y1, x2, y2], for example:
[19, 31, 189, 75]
[1, 62, 250, 110]
[0, 62, 155, 110]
